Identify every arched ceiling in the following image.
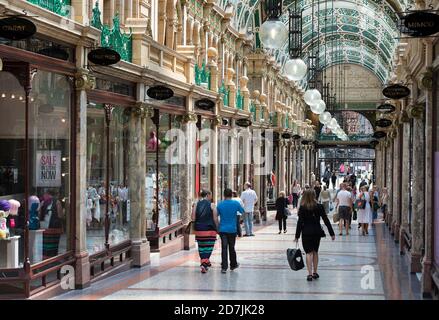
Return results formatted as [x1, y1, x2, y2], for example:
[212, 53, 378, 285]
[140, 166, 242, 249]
[217, 0, 415, 83]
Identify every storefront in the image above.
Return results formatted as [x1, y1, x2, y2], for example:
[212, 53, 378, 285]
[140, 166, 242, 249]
[145, 98, 186, 252]
[217, 118, 232, 200]
[84, 77, 137, 276]
[0, 38, 76, 297]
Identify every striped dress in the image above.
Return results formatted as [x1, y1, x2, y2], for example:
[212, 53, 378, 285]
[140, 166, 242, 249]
[194, 199, 217, 267]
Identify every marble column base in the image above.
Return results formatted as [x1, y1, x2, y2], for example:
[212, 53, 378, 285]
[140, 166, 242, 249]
[74, 251, 90, 289]
[131, 240, 151, 268]
[184, 234, 196, 250]
[422, 259, 433, 298]
[408, 252, 423, 273]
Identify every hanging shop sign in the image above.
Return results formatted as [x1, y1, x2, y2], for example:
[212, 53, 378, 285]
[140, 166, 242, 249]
[382, 84, 410, 99]
[377, 103, 396, 113]
[147, 85, 174, 100]
[88, 47, 121, 66]
[301, 140, 309, 145]
[376, 118, 392, 128]
[373, 131, 386, 139]
[195, 98, 215, 111]
[404, 11, 439, 37]
[292, 134, 301, 140]
[35, 150, 61, 187]
[38, 46, 69, 61]
[0, 16, 36, 40]
[281, 133, 291, 139]
[235, 118, 252, 127]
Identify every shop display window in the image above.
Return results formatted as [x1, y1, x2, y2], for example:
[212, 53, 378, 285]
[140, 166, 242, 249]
[0, 68, 72, 267]
[86, 104, 130, 254]
[199, 118, 212, 193]
[145, 111, 183, 232]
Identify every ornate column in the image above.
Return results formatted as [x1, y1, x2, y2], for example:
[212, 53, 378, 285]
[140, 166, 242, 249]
[292, 142, 297, 182]
[212, 115, 221, 202]
[391, 127, 401, 240]
[399, 119, 411, 252]
[182, 111, 198, 249]
[207, 47, 218, 92]
[386, 138, 393, 227]
[409, 105, 425, 272]
[73, 69, 95, 288]
[279, 140, 286, 192]
[240, 76, 250, 112]
[227, 68, 236, 108]
[127, 103, 150, 267]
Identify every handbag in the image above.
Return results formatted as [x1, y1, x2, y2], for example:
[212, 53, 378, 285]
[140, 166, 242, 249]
[333, 211, 340, 223]
[284, 207, 290, 217]
[286, 245, 305, 271]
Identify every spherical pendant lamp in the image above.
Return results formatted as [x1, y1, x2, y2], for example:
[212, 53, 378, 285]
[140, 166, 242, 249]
[260, 19, 288, 49]
[319, 111, 332, 125]
[327, 118, 338, 130]
[310, 99, 326, 114]
[304, 89, 322, 106]
[284, 58, 307, 81]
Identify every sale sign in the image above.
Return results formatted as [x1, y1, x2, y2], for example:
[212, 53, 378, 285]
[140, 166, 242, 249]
[35, 150, 61, 187]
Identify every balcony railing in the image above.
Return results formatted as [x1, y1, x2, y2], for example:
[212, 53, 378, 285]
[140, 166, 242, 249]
[318, 133, 373, 141]
[91, 2, 132, 62]
[28, 0, 71, 17]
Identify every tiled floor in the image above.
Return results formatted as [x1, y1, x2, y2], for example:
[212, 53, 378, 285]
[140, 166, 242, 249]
[53, 209, 423, 300]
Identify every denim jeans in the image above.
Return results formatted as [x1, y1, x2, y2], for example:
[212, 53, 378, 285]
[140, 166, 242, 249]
[220, 232, 237, 270]
[243, 211, 254, 235]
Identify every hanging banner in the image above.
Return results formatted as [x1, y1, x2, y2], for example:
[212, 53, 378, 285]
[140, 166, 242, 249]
[35, 150, 61, 187]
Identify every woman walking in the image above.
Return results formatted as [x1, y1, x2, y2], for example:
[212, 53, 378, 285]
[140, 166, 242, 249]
[318, 185, 331, 214]
[357, 186, 372, 236]
[191, 190, 219, 273]
[295, 190, 335, 281]
[275, 191, 288, 234]
[292, 180, 301, 209]
[370, 186, 380, 222]
[314, 181, 322, 200]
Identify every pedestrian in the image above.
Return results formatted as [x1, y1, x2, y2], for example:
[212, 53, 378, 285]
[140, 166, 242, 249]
[380, 188, 389, 222]
[357, 186, 372, 235]
[314, 181, 322, 200]
[217, 188, 245, 273]
[292, 180, 301, 209]
[359, 179, 367, 189]
[275, 191, 288, 234]
[191, 190, 219, 273]
[240, 182, 258, 237]
[331, 171, 337, 189]
[295, 189, 335, 281]
[311, 172, 316, 184]
[318, 185, 331, 214]
[370, 186, 380, 222]
[335, 183, 353, 236]
[232, 191, 244, 237]
[297, 184, 310, 209]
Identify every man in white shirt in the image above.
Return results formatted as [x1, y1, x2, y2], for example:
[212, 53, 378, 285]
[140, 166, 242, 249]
[335, 183, 353, 236]
[240, 182, 258, 237]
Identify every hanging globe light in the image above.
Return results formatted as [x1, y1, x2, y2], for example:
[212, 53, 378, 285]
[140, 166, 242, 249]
[284, 58, 308, 81]
[310, 99, 326, 114]
[260, 19, 288, 49]
[327, 118, 338, 130]
[304, 89, 321, 106]
[319, 111, 332, 125]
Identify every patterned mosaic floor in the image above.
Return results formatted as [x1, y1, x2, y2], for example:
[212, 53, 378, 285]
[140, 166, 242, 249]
[53, 209, 423, 300]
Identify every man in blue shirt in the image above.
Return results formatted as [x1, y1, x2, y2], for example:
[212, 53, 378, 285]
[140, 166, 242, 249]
[217, 188, 245, 273]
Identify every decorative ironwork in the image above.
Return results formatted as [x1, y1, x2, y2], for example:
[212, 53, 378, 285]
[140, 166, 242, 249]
[91, 2, 132, 62]
[264, 0, 283, 20]
[195, 61, 210, 90]
[288, 2, 302, 59]
[236, 88, 243, 110]
[219, 81, 229, 107]
[27, 0, 70, 17]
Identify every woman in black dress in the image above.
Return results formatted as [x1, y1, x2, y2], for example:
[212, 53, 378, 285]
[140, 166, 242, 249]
[295, 190, 335, 281]
[275, 191, 288, 234]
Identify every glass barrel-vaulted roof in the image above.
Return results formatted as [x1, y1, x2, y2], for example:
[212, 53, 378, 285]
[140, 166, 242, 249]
[216, 0, 413, 84]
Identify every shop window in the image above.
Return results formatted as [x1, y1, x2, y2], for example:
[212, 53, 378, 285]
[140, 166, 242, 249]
[28, 70, 72, 262]
[0, 71, 25, 268]
[86, 104, 130, 254]
[145, 111, 183, 232]
[199, 119, 212, 193]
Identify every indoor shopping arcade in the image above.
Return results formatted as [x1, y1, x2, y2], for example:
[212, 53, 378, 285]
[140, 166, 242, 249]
[0, 0, 438, 301]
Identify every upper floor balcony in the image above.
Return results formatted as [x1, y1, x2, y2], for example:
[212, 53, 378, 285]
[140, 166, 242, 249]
[27, 0, 70, 17]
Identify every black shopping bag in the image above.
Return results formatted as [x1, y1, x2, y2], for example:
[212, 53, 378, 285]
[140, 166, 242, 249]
[286, 247, 305, 271]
